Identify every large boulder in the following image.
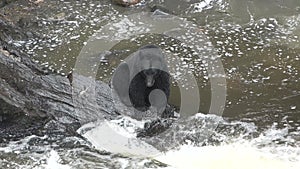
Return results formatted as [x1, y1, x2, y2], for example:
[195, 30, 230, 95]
[0, 14, 119, 140]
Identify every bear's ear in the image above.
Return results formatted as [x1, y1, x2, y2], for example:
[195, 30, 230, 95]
[112, 62, 132, 107]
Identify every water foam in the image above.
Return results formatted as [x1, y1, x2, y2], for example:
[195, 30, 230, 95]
[78, 114, 300, 169]
[155, 142, 300, 169]
[43, 150, 71, 169]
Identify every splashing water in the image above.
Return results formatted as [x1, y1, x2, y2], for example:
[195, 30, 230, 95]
[77, 113, 300, 169]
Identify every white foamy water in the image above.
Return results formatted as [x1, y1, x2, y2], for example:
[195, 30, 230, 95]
[155, 143, 300, 169]
[43, 150, 71, 169]
[78, 115, 300, 169]
[155, 123, 300, 169]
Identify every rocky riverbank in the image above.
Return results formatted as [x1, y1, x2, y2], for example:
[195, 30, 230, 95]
[0, 1, 120, 141]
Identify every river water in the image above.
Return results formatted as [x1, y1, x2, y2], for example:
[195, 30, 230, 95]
[1, 0, 300, 168]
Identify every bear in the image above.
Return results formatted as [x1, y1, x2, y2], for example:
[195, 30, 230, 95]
[112, 45, 170, 117]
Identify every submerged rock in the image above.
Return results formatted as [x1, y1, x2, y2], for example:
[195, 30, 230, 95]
[112, 0, 141, 7]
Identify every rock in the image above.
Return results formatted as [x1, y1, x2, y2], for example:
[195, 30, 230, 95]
[136, 118, 175, 137]
[150, 5, 172, 14]
[0, 13, 119, 139]
[112, 0, 141, 7]
[0, 50, 119, 121]
[0, 46, 120, 140]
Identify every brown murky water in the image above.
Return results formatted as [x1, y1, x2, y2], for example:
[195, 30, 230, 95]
[1, 0, 300, 168]
[20, 0, 299, 129]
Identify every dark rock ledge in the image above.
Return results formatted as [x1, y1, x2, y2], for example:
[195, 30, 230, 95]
[0, 17, 119, 141]
[0, 48, 119, 141]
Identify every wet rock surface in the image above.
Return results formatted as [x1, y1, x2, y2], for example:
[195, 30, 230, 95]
[0, 45, 121, 139]
[0, 8, 120, 140]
